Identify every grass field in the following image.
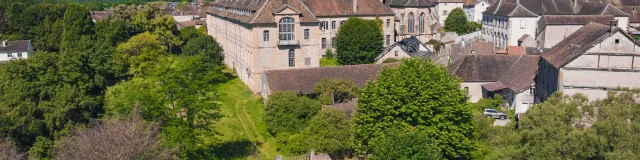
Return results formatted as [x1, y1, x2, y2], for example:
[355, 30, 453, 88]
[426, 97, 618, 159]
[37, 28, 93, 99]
[213, 78, 280, 160]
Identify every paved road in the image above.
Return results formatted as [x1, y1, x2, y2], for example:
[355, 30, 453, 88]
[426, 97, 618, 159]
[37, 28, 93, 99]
[493, 119, 510, 126]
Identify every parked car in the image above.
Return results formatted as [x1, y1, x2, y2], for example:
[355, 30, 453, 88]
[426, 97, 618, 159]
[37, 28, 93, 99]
[483, 108, 507, 120]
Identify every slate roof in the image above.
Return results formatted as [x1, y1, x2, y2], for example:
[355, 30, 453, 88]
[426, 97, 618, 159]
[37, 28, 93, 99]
[541, 22, 637, 68]
[447, 55, 521, 81]
[207, 0, 319, 24]
[304, 0, 395, 17]
[264, 64, 388, 94]
[0, 40, 31, 52]
[540, 15, 615, 25]
[485, 0, 579, 16]
[375, 36, 432, 61]
[484, 1, 537, 17]
[323, 100, 357, 119]
[385, 0, 436, 7]
[577, 2, 630, 17]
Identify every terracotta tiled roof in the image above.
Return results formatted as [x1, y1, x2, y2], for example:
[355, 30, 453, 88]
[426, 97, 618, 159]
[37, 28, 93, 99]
[447, 54, 522, 81]
[385, 0, 436, 7]
[482, 82, 507, 91]
[542, 22, 619, 68]
[207, 0, 319, 24]
[507, 46, 525, 55]
[264, 64, 388, 94]
[497, 55, 540, 92]
[540, 15, 615, 25]
[303, 0, 395, 17]
[472, 42, 496, 55]
[0, 40, 31, 52]
[577, 2, 630, 17]
[463, 0, 475, 6]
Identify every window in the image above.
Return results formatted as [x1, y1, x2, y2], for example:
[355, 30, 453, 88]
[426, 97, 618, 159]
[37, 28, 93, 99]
[7, 53, 12, 58]
[418, 13, 425, 33]
[443, 10, 448, 16]
[331, 21, 336, 29]
[464, 87, 469, 95]
[408, 12, 415, 33]
[288, 49, 295, 67]
[332, 37, 335, 48]
[320, 21, 328, 30]
[386, 35, 390, 46]
[615, 39, 620, 43]
[279, 17, 295, 41]
[304, 29, 310, 39]
[322, 38, 327, 48]
[17, 53, 22, 58]
[520, 19, 526, 29]
[263, 30, 269, 41]
[394, 51, 398, 56]
[530, 87, 535, 94]
[386, 19, 390, 28]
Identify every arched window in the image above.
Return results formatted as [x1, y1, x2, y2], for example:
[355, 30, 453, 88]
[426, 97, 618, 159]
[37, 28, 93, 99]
[288, 49, 295, 67]
[418, 13, 425, 33]
[279, 17, 295, 41]
[408, 12, 415, 33]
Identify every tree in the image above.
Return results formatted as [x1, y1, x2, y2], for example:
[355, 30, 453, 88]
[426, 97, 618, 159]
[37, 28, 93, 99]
[443, 8, 469, 35]
[353, 59, 476, 159]
[302, 109, 351, 155]
[370, 128, 443, 160]
[181, 36, 224, 66]
[54, 109, 172, 160]
[265, 92, 321, 136]
[114, 32, 168, 76]
[61, 3, 94, 51]
[335, 17, 383, 65]
[467, 21, 482, 32]
[179, 26, 206, 42]
[313, 78, 360, 105]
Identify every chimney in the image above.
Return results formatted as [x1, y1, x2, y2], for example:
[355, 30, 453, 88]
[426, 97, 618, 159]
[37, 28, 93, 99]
[353, 0, 357, 13]
[610, 20, 618, 32]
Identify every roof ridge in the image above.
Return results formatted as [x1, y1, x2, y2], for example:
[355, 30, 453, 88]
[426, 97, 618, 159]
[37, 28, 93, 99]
[249, 0, 270, 23]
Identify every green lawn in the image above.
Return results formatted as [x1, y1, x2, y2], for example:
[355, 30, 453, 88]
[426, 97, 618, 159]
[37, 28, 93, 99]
[213, 78, 280, 160]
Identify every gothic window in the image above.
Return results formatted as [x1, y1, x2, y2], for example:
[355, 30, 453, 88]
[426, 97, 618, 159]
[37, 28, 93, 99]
[288, 49, 295, 67]
[418, 13, 425, 33]
[408, 12, 415, 33]
[279, 17, 295, 41]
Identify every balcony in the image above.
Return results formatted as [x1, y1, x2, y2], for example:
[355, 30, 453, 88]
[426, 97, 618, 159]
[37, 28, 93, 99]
[277, 40, 299, 46]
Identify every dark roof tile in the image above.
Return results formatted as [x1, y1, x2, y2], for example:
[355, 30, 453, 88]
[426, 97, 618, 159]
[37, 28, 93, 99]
[304, 0, 395, 17]
[264, 64, 388, 94]
[497, 55, 540, 92]
[540, 15, 615, 25]
[386, 0, 436, 7]
[448, 54, 521, 81]
[577, 2, 630, 17]
[542, 22, 615, 68]
[0, 40, 31, 52]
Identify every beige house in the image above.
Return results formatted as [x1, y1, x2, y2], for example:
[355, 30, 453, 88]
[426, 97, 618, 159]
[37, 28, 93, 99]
[375, 36, 432, 63]
[207, 0, 397, 93]
[432, 0, 465, 26]
[536, 22, 640, 102]
[536, 15, 615, 48]
[384, 0, 438, 41]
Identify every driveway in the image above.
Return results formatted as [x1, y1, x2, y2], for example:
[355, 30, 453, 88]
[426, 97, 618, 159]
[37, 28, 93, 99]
[493, 119, 510, 126]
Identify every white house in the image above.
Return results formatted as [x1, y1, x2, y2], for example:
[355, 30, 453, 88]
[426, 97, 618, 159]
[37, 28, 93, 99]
[576, 2, 630, 31]
[536, 15, 615, 48]
[432, 0, 465, 26]
[536, 22, 640, 102]
[463, 0, 496, 22]
[0, 40, 34, 63]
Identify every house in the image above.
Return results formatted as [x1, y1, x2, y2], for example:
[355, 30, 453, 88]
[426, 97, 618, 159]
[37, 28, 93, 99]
[463, 0, 496, 22]
[374, 36, 432, 63]
[448, 54, 539, 113]
[575, 2, 630, 31]
[206, 0, 396, 93]
[432, 0, 465, 27]
[173, 5, 205, 22]
[617, 5, 640, 38]
[260, 63, 387, 98]
[384, 0, 438, 41]
[536, 15, 615, 48]
[481, 0, 612, 49]
[177, 20, 206, 29]
[0, 40, 34, 63]
[535, 22, 640, 102]
[304, 0, 396, 56]
[90, 10, 113, 22]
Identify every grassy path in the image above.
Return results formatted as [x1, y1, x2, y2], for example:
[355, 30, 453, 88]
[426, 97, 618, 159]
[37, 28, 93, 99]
[214, 78, 280, 160]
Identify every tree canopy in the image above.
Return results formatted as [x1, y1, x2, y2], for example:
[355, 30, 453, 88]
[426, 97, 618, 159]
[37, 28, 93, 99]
[335, 17, 383, 65]
[313, 78, 360, 105]
[370, 128, 443, 160]
[302, 108, 351, 154]
[353, 59, 476, 159]
[265, 92, 321, 136]
[443, 8, 469, 35]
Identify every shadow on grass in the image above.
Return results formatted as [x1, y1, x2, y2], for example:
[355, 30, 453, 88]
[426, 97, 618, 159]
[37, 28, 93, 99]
[211, 139, 260, 159]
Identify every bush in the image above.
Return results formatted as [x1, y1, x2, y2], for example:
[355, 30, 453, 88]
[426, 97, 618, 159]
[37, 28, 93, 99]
[302, 109, 351, 154]
[370, 128, 443, 160]
[276, 133, 308, 155]
[320, 58, 339, 67]
[335, 17, 383, 65]
[381, 58, 401, 63]
[443, 8, 469, 35]
[265, 92, 321, 136]
[325, 49, 334, 59]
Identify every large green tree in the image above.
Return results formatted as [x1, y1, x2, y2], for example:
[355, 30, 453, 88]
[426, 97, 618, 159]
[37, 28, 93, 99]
[370, 128, 443, 160]
[302, 108, 351, 155]
[265, 92, 321, 136]
[181, 36, 224, 66]
[353, 59, 476, 159]
[443, 8, 469, 35]
[335, 17, 383, 65]
[313, 78, 360, 105]
[61, 3, 94, 51]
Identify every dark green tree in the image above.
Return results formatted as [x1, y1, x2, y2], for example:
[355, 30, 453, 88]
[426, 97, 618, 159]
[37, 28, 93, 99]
[335, 17, 383, 65]
[265, 92, 321, 136]
[181, 36, 224, 66]
[313, 78, 360, 105]
[371, 128, 443, 160]
[443, 8, 469, 35]
[61, 3, 94, 51]
[302, 108, 351, 155]
[354, 59, 476, 159]
[179, 26, 206, 42]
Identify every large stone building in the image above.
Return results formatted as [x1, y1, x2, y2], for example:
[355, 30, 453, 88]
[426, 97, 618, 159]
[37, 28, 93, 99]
[384, 0, 438, 41]
[536, 15, 615, 48]
[206, 0, 396, 93]
[536, 22, 640, 102]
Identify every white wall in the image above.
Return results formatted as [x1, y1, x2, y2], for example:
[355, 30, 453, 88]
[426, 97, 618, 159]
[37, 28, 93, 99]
[513, 89, 535, 114]
[461, 81, 492, 102]
[472, 1, 490, 22]
[437, 3, 464, 26]
[509, 17, 538, 46]
[173, 15, 196, 22]
[538, 25, 584, 48]
[0, 51, 29, 62]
